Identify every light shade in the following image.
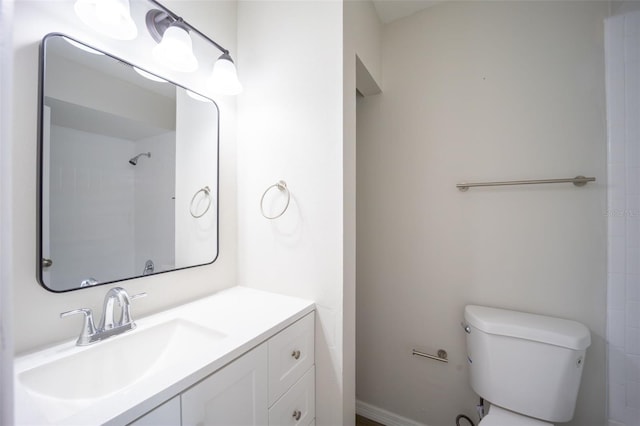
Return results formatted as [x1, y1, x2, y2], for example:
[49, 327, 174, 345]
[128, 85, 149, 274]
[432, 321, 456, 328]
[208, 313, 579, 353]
[152, 23, 198, 73]
[74, 0, 137, 40]
[207, 53, 243, 95]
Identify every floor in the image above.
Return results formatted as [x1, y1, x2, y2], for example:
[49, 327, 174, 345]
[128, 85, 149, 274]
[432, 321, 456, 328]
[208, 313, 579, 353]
[356, 415, 385, 426]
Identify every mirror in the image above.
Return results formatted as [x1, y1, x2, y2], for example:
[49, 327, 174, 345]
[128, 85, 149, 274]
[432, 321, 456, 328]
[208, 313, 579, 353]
[38, 34, 219, 292]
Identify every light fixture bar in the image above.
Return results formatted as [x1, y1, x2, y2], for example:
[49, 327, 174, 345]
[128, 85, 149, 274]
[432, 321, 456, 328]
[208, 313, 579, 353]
[147, 0, 230, 55]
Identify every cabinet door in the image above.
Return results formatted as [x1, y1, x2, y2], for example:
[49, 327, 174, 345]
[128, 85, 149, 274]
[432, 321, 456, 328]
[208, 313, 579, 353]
[182, 343, 268, 426]
[128, 396, 180, 426]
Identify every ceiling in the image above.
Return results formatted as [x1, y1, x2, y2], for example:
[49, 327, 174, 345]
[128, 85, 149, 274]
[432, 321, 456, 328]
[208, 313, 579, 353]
[372, 0, 443, 24]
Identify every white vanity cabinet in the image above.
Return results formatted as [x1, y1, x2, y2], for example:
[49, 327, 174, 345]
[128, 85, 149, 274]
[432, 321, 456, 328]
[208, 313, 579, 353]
[129, 397, 181, 426]
[15, 287, 316, 426]
[182, 343, 269, 426]
[129, 311, 315, 426]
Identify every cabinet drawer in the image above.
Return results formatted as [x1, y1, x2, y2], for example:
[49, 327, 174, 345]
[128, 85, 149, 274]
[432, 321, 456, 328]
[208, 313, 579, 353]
[268, 366, 315, 426]
[268, 312, 315, 405]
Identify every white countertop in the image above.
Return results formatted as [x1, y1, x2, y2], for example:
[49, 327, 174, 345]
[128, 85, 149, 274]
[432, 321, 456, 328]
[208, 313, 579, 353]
[14, 286, 315, 425]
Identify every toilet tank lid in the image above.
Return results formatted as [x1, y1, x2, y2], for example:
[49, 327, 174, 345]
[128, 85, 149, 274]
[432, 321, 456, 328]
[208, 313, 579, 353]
[464, 305, 591, 350]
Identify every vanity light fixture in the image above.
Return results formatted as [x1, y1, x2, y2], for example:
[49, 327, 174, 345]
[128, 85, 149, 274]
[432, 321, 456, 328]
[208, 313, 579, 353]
[207, 53, 243, 95]
[74, 0, 138, 40]
[151, 20, 198, 73]
[146, 0, 242, 94]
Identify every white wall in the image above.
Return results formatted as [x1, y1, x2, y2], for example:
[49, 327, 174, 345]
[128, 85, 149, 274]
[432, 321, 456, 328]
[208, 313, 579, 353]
[356, 2, 608, 425]
[12, 0, 237, 353]
[345, 0, 382, 93]
[1, 0, 14, 422]
[236, 2, 346, 425]
[606, 9, 640, 426]
[344, 1, 382, 424]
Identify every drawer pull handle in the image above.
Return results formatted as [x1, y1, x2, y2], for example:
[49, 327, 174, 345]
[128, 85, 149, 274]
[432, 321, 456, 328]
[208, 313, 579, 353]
[292, 410, 302, 421]
[291, 350, 301, 360]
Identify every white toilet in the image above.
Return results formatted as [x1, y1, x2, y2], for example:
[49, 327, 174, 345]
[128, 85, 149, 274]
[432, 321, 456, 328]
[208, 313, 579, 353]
[463, 305, 591, 425]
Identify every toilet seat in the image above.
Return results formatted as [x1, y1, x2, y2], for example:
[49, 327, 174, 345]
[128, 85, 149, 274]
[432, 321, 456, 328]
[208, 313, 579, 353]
[478, 405, 553, 426]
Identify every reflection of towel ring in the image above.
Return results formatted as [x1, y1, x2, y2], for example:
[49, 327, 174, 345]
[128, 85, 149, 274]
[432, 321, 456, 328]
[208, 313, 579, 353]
[190, 186, 212, 218]
[260, 180, 290, 219]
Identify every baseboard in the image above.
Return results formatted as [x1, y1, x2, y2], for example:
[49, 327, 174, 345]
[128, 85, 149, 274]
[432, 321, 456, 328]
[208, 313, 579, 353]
[357, 403, 625, 426]
[356, 400, 428, 426]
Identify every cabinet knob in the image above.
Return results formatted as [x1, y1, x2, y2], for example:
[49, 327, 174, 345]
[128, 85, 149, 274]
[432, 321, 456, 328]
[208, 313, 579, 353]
[291, 350, 301, 360]
[292, 410, 302, 421]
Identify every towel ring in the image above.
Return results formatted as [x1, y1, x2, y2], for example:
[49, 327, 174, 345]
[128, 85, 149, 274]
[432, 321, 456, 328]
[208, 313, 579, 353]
[190, 186, 212, 218]
[260, 180, 290, 219]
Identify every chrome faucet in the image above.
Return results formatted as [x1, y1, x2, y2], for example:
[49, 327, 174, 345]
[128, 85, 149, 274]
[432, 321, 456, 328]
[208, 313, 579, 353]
[61, 287, 146, 346]
[98, 287, 135, 330]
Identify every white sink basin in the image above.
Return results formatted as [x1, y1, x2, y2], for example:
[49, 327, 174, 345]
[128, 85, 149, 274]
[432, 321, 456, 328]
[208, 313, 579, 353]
[19, 319, 226, 401]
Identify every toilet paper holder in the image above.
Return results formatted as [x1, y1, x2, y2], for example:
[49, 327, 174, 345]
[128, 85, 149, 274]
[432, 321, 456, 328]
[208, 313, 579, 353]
[412, 348, 448, 363]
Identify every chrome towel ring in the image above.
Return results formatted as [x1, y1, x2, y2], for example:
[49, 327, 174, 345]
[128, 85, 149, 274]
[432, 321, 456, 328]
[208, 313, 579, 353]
[190, 186, 212, 218]
[260, 180, 290, 219]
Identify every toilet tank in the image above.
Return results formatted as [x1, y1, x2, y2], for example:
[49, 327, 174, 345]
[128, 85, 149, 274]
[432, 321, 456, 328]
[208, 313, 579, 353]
[464, 305, 591, 423]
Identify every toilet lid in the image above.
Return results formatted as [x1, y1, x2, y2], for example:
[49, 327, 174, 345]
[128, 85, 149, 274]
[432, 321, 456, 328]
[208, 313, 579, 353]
[479, 406, 553, 426]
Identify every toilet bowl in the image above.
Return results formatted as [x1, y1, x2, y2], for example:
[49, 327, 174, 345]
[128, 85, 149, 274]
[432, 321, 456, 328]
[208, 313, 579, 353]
[479, 405, 552, 426]
[464, 305, 591, 425]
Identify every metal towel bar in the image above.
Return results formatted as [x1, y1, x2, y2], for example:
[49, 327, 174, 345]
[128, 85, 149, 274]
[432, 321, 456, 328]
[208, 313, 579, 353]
[456, 175, 595, 191]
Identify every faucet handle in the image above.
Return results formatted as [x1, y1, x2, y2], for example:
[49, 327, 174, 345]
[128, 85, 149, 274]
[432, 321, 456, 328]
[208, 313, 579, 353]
[130, 292, 147, 301]
[121, 292, 147, 326]
[60, 308, 97, 346]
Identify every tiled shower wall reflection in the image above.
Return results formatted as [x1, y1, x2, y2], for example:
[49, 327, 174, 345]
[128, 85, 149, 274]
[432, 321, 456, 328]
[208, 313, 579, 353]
[606, 10, 640, 426]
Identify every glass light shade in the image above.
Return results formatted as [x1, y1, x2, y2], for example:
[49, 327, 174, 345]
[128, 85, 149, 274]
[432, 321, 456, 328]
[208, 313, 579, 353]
[152, 24, 198, 73]
[207, 54, 243, 95]
[74, 0, 137, 40]
[133, 67, 167, 83]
